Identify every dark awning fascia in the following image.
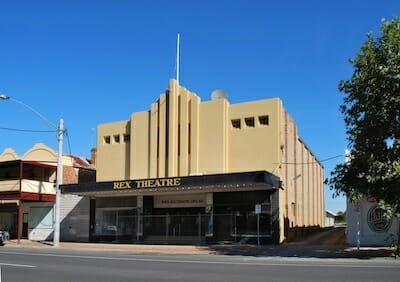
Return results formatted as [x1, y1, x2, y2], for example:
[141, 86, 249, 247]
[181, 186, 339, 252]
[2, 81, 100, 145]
[62, 171, 280, 195]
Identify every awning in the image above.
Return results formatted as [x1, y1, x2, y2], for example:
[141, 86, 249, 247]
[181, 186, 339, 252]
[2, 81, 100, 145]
[61, 171, 280, 197]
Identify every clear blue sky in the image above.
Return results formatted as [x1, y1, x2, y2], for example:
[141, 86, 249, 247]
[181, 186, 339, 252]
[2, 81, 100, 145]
[1, 1, 399, 213]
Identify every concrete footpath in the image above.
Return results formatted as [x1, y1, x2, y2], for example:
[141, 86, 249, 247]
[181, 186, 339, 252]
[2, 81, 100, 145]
[1, 228, 396, 260]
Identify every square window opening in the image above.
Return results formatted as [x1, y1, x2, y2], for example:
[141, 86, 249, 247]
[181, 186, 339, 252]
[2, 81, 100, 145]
[259, 115, 269, 126]
[245, 117, 255, 127]
[231, 119, 241, 129]
[123, 134, 130, 142]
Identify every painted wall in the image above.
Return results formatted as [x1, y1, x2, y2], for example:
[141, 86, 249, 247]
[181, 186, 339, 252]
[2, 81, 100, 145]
[23, 202, 54, 241]
[325, 215, 335, 227]
[277, 109, 325, 241]
[97, 121, 131, 181]
[21, 197, 91, 242]
[60, 194, 90, 242]
[228, 98, 280, 173]
[347, 198, 399, 246]
[130, 112, 149, 179]
[198, 98, 228, 174]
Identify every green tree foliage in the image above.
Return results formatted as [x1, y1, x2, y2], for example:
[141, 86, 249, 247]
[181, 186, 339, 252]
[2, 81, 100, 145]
[335, 211, 346, 224]
[328, 18, 400, 217]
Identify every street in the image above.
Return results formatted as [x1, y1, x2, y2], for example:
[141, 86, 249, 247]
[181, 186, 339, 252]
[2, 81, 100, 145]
[0, 247, 399, 282]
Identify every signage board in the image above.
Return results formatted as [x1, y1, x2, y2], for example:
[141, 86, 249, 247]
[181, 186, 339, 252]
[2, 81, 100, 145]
[154, 194, 205, 208]
[255, 204, 261, 214]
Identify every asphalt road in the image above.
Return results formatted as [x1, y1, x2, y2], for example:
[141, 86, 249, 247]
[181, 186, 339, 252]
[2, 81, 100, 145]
[0, 247, 399, 282]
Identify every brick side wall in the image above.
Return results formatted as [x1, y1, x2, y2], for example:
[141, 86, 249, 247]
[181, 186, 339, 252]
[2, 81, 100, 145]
[63, 166, 78, 184]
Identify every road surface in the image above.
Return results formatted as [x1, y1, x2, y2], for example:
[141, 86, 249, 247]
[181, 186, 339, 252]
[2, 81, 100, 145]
[0, 246, 398, 282]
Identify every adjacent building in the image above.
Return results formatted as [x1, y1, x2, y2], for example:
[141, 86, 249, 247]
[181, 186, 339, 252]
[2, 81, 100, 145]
[0, 143, 95, 241]
[63, 79, 325, 244]
[346, 198, 399, 246]
[325, 210, 337, 227]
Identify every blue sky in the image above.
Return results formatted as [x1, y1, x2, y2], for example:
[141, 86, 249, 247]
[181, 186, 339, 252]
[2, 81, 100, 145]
[1, 1, 399, 213]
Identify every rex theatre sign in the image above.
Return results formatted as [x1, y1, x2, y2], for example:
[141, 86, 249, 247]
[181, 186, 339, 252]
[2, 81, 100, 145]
[113, 177, 181, 190]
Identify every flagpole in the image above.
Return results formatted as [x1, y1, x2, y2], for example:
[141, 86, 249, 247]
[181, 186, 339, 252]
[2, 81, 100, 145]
[176, 33, 180, 84]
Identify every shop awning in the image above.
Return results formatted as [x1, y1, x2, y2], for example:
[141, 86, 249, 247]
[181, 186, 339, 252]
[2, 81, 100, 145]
[61, 171, 280, 197]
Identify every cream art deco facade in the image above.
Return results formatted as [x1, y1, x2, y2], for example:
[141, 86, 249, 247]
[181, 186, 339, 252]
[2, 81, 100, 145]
[64, 79, 324, 244]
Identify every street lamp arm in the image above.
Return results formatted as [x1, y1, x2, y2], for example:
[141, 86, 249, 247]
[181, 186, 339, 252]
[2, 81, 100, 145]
[1, 92, 63, 247]
[0, 94, 57, 129]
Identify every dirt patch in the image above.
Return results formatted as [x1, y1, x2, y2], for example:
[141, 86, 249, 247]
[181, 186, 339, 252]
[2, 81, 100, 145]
[287, 227, 347, 246]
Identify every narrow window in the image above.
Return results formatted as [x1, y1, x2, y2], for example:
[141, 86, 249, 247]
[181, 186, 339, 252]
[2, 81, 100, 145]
[231, 119, 241, 129]
[245, 117, 255, 127]
[113, 134, 120, 143]
[178, 125, 181, 155]
[123, 134, 130, 142]
[259, 115, 269, 126]
[188, 124, 191, 154]
[104, 136, 111, 144]
[157, 127, 160, 157]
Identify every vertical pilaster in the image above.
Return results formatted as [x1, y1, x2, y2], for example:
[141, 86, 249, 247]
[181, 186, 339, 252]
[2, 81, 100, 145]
[168, 79, 179, 177]
[190, 95, 200, 174]
[149, 103, 158, 178]
[158, 94, 167, 177]
[179, 90, 189, 176]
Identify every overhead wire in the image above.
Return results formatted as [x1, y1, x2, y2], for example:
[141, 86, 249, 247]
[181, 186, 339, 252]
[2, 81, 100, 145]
[279, 154, 345, 165]
[0, 126, 56, 133]
[64, 128, 73, 156]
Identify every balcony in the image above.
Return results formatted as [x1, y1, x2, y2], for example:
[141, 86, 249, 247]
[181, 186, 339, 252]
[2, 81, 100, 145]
[0, 160, 57, 201]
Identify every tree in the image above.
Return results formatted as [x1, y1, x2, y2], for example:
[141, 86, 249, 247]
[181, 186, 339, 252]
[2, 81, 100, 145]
[335, 211, 346, 224]
[328, 18, 400, 218]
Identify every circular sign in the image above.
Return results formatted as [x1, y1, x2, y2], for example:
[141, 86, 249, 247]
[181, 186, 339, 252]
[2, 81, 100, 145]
[367, 206, 393, 233]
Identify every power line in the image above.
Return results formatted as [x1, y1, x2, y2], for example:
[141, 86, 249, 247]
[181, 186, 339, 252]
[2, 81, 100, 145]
[280, 154, 344, 165]
[0, 126, 56, 133]
[65, 129, 72, 156]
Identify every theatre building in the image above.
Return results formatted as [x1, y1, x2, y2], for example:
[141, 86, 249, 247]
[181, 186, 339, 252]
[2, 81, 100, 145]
[62, 79, 325, 244]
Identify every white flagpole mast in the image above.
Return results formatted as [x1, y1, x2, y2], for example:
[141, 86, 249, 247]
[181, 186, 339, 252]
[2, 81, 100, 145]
[176, 33, 180, 84]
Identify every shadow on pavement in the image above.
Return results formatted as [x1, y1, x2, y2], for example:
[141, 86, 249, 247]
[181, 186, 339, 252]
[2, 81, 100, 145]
[208, 227, 394, 259]
[208, 244, 393, 259]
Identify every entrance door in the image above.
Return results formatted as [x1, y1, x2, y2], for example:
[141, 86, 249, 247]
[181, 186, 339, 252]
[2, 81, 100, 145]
[0, 210, 18, 239]
[22, 213, 28, 238]
[163, 209, 205, 243]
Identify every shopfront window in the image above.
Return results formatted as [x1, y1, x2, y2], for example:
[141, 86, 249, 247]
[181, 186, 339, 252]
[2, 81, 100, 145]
[94, 197, 137, 242]
[213, 191, 274, 243]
